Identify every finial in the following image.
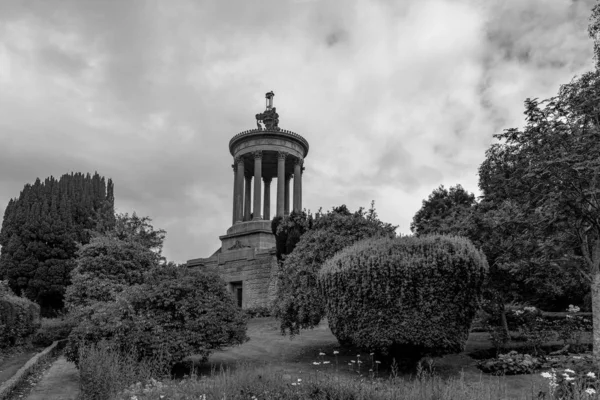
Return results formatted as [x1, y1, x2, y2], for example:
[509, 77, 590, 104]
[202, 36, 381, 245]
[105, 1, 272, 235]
[265, 91, 274, 110]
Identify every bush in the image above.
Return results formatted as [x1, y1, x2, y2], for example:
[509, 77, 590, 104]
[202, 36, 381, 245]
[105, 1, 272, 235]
[476, 351, 542, 375]
[318, 234, 488, 359]
[66, 266, 249, 369]
[31, 317, 75, 347]
[0, 280, 41, 348]
[273, 204, 397, 337]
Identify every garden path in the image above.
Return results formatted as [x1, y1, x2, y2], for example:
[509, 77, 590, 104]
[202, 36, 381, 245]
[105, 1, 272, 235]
[24, 356, 79, 400]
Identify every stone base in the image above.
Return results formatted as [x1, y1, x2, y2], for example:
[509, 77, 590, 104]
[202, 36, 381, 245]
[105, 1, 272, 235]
[219, 220, 275, 251]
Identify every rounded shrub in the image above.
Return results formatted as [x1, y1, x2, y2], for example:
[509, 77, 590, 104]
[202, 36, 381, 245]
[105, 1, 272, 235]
[318, 234, 488, 359]
[65, 266, 249, 369]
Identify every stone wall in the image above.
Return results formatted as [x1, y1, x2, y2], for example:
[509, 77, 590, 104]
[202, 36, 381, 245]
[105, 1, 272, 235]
[188, 247, 278, 309]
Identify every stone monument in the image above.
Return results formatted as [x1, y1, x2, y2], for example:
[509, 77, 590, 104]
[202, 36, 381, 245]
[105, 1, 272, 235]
[187, 92, 310, 309]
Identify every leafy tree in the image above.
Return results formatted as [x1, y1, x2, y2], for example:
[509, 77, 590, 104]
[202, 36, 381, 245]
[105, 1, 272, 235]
[273, 202, 397, 337]
[64, 235, 158, 310]
[480, 68, 600, 359]
[410, 184, 477, 237]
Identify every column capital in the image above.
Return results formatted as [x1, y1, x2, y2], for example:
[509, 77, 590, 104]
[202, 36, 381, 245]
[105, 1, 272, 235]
[277, 151, 288, 160]
[253, 150, 263, 159]
[234, 156, 244, 165]
[294, 157, 304, 167]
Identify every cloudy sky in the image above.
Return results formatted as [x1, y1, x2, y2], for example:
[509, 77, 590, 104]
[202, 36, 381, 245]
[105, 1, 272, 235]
[0, 0, 597, 264]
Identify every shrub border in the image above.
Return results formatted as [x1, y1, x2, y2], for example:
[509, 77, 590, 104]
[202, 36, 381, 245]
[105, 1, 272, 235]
[0, 339, 66, 400]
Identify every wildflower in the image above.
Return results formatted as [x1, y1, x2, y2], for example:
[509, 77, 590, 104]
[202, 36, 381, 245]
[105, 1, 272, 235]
[351, 360, 356, 363]
[565, 369, 575, 374]
[292, 382, 297, 386]
[298, 379, 302, 382]
[313, 362, 321, 365]
[333, 351, 339, 355]
[319, 352, 325, 356]
[369, 369, 373, 372]
[348, 363, 352, 366]
[358, 361, 363, 364]
[565, 376, 575, 381]
[541, 372, 553, 379]
[357, 354, 361, 357]
[568, 305, 580, 313]
[573, 356, 583, 360]
[370, 353, 374, 356]
[323, 361, 330, 364]
[375, 361, 381, 364]
[587, 372, 596, 378]
[586, 388, 596, 395]
[524, 306, 536, 312]
[513, 310, 524, 316]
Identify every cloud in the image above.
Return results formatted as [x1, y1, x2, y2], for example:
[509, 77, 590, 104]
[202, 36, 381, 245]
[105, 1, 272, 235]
[0, 0, 596, 263]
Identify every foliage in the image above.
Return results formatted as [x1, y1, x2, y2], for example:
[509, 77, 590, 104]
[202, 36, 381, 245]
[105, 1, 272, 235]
[273, 203, 397, 337]
[0, 172, 115, 316]
[476, 351, 543, 376]
[78, 340, 170, 400]
[319, 234, 488, 359]
[65, 266, 249, 369]
[0, 280, 41, 348]
[104, 212, 167, 263]
[64, 235, 158, 310]
[410, 184, 477, 238]
[273, 211, 313, 261]
[31, 316, 76, 347]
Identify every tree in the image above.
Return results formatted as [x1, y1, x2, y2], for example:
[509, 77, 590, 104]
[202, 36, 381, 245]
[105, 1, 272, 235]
[64, 235, 158, 310]
[273, 202, 398, 337]
[481, 69, 600, 360]
[410, 184, 476, 237]
[0, 172, 115, 316]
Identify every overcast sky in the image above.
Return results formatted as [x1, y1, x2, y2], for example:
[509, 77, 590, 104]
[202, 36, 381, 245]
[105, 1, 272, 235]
[0, 0, 597, 264]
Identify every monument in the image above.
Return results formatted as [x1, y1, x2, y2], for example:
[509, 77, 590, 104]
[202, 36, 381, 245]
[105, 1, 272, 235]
[187, 92, 310, 309]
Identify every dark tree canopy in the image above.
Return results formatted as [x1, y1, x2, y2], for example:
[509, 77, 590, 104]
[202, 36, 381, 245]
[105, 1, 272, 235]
[0, 172, 115, 316]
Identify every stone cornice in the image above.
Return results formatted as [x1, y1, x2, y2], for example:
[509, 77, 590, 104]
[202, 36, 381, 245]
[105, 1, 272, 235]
[229, 128, 309, 158]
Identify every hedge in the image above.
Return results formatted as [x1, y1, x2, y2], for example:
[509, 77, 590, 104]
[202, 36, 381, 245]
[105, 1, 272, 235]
[318, 234, 488, 359]
[0, 284, 41, 348]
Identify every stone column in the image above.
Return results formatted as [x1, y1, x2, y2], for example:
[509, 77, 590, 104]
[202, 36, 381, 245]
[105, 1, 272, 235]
[252, 151, 262, 220]
[263, 177, 272, 220]
[293, 158, 303, 212]
[234, 157, 244, 224]
[231, 163, 237, 225]
[284, 174, 291, 216]
[244, 174, 252, 221]
[276, 152, 286, 217]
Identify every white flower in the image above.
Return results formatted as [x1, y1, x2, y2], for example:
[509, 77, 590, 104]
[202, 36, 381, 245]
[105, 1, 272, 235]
[298, 379, 302, 382]
[323, 361, 330, 364]
[351, 360, 356, 363]
[587, 372, 596, 378]
[568, 305, 580, 313]
[524, 306, 536, 312]
[586, 388, 596, 395]
[313, 362, 321, 365]
[292, 382, 297, 386]
[565, 369, 575, 374]
[375, 361, 381, 364]
[319, 352, 325, 356]
[370, 353, 374, 356]
[573, 356, 583, 360]
[565, 376, 575, 381]
[541, 372, 553, 379]
[358, 361, 363, 364]
[333, 351, 339, 355]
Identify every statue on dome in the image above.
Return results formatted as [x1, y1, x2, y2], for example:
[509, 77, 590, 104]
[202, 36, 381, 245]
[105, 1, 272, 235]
[255, 91, 280, 130]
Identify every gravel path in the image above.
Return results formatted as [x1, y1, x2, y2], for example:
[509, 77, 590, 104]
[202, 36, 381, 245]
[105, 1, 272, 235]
[24, 356, 79, 400]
